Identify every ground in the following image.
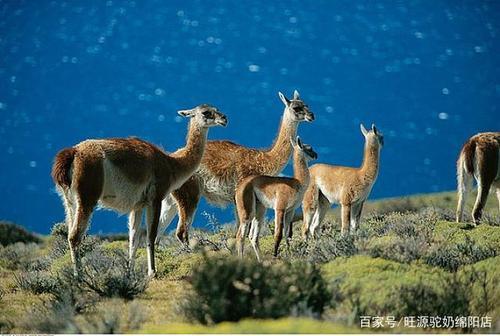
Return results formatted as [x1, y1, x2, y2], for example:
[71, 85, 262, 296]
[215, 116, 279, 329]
[0, 190, 498, 334]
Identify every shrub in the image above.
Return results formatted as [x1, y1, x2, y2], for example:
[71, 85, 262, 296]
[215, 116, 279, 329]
[289, 231, 357, 263]
[155, 248, 205, 280]
[182, 255, 333, 324]
[322, 254, 500, 329]
[0, 242, 40, 270]
[0, 221, 41, 246]
[357, 211, 435, 263]
[15, 270, 60, 295]
[48, 222, 100, 260]
[20, 297, 154, 333]
[376, 211, 436, 238]
[418, 207, 456, 222]
[480, 213, 500, 226]
[425, 235, 497, 272]
[73, 300, 147, 333]
[19, 298, 77, 333]
[79, 247, 149, 300]
[460, 257, 500, 317]
[322, 256, 471, 322]
[395, 275, 470, 318]
[366, 234, 429, 263]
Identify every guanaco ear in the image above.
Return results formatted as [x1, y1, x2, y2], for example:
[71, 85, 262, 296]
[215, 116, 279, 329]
[360, 123, 368, 137]
[279, 91, 290, 107]
[177, 109, 195, 117]
[372, 124, 378, 135]
[293, 90, 300, 100]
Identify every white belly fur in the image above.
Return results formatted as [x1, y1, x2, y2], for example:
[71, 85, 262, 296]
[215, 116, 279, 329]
[317, 176, 341, 204]
[254, 189, 274, 209]
[98, 159, 153, 213]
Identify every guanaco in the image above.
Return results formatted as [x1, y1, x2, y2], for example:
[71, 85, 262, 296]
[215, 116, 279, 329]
[235, 136, 317, 260]
[157, 91, 314, 244]
[51, 105, 227, 276]
[302, 124, 383, 237]
[456, 132, 500, 224]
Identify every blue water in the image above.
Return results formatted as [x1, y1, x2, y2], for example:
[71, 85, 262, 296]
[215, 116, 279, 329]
[0, 1, 499, 234]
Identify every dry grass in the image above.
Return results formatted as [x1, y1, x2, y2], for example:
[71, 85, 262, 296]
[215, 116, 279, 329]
[0, 191, 498, 334]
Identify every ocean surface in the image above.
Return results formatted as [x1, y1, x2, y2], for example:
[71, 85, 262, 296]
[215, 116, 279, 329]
[1, 1, 499, 234]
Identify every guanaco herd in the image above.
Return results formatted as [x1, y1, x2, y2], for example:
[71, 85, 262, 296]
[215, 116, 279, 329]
[52, 91, 500, 277]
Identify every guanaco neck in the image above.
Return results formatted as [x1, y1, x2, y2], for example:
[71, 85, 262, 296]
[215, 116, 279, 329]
[293, 150, 310, 188]
[171, 120, 208, 173]
[360, 140, 380, 182]
[265, 112, 298, 174]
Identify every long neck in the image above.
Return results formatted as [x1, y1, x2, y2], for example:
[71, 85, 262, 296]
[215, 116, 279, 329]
[171, 120, 208, 172]
[265, 112, 298, 173]
[293, 150, 310, 187]
[360, 141, 380, 181]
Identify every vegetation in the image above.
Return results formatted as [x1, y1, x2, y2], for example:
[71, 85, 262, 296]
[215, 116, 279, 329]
[0, 190, 498, 333]
[182, 255, 333, 324]
[0, 220, 41, 246]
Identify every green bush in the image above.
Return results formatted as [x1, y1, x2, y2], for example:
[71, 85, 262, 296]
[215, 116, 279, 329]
[322, 256, 475, 321]
[15, 270, 60, 295]
[19, 298, 77, 333]
[289, 231, 357, 263]
[460, 257, 500, 317]
[355, 211, 435, 263]
[48, 222, 101, 260]
[366, 234, 429, 263]
[395, 274, 470, 318]
[425, 235, 497, 272]
[182, 255, 333, 324]
[79, 248, 149, 300]
[0, 242, 40, 270]
[0, 221, 41, 246]
[362, 211, 437, 238]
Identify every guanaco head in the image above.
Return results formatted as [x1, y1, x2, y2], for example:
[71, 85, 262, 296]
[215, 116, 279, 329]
[278, 90, 315, 122]
[360, 123, 384, 148]
[178, 104, 227, 127]
[291, 136, 318, 161]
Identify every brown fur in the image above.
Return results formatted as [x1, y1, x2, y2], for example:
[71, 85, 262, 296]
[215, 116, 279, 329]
[456, 132, 500, 224]
[169, 91, 314, 243]
[102, 137, 160, 185]
[235, 138, 316, 260]
[461, 139, 476, 175]
[52, 105, 226, 276]
[171, 176, 201, 242]
[302, 125, 383, 237]
[52, 147, 77, 188]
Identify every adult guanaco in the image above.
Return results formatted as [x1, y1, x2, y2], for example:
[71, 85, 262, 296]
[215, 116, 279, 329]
[51, 105, 227, 276]
[302, 124, 383, 237]
[456, 132, 499, 224]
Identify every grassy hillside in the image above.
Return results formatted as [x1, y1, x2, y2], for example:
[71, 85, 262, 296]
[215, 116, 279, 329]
[0, 191, 498, 334]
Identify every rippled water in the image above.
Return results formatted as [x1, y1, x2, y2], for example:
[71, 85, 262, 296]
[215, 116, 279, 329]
[0, 1, 498, 233]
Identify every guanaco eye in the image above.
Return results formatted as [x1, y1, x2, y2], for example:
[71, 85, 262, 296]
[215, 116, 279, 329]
[202, 110, 213, 118]
[293, 106, 303, 112]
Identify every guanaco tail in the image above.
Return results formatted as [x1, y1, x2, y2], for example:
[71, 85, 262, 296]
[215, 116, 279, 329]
[51, 105, 227, 277]
[456, 132, 500, 224]
[157, 90, 314, 245]
[302, 124, 383, 237]
[235, 136, 317, 260]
